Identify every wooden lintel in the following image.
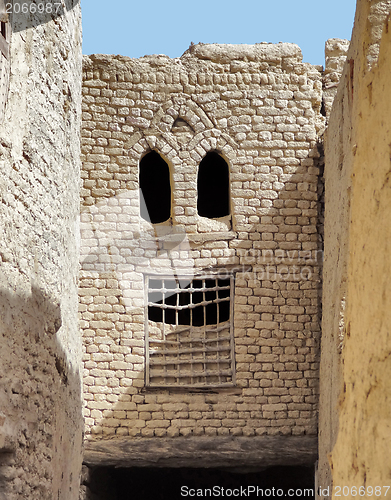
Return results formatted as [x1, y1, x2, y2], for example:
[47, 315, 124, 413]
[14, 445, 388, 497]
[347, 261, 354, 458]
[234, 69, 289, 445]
[84, 435, 317, 469]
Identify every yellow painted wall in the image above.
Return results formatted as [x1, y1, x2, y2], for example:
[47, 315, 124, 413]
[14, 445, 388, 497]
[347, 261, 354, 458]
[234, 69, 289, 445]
[320, 0, 391, 496]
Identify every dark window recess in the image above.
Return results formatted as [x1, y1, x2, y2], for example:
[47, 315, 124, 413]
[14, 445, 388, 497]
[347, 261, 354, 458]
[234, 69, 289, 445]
[197, 151, 230, 219]
[0, 22, 6, 39]
[139, 151, 171, 224]
[148, 278, 230, 326]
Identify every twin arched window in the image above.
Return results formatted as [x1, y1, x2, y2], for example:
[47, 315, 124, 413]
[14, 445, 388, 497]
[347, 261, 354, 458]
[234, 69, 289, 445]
[139, 151, 230, 224]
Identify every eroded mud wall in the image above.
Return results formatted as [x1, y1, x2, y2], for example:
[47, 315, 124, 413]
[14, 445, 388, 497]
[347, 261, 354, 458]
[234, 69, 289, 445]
[319, 0, 391, 495]
[0, 3, 83, 498]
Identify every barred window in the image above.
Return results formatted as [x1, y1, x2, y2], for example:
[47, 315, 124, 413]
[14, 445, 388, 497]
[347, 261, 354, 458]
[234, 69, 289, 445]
[145, 276, 235, 388]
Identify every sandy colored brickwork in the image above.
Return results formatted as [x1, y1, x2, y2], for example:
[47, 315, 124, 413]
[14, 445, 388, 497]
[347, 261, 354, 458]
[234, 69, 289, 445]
[80, 43, 326, 445]
[1, 0, 390, 494]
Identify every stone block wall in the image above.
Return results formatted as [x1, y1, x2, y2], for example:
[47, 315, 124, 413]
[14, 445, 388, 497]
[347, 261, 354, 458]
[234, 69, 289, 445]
[80, 43, 325, 454]
[0, 4, 83, 499]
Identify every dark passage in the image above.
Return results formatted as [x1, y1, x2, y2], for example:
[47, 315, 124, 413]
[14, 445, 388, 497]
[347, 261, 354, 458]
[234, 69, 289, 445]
[82, 465, 315, 500]
[139, 151, 171, 224]
[197, 152, 230, 219]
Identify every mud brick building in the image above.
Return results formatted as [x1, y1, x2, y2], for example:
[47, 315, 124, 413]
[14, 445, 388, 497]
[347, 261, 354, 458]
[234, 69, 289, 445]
[2, 1, 391, 498]
[79, 42, 329, 466]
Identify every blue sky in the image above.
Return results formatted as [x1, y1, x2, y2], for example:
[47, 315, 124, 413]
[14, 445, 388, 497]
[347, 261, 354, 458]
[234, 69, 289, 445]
[81, 0, 357, 67]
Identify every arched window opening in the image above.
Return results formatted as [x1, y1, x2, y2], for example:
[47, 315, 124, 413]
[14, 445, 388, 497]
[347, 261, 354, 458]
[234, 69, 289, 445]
[197, 151, 230, 219]
[139, 151, 171, 224]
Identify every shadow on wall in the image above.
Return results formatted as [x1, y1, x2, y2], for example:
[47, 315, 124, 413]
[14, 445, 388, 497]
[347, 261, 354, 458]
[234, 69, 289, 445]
[0, 279, 83, 498]
[6, 0, 79, 32]
[79, 141, 325, 451]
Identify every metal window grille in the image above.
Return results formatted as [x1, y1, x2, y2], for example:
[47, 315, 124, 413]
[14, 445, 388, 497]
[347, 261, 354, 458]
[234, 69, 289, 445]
[145, 275, 235, 388]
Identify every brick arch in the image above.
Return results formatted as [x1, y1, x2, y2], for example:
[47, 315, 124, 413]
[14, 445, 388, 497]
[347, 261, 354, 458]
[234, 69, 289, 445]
[127, 128, 237, 177]
[124, 94, 238, 160]
[127, 134, 183, 171]
[148, 94, 238, 155]
[150, 94, 214, 133]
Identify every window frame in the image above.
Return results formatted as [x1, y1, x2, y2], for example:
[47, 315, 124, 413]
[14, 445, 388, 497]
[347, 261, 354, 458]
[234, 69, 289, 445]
[144, 274, 236, 389]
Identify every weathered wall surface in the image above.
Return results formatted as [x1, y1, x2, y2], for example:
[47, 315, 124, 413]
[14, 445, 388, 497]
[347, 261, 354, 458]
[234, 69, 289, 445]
[0, 3, 83, 499]
[317, 43, 353, 496]
[318, 0, 391, 496]
[323, 38, 349, 120]
[80, 43, 324, 465]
